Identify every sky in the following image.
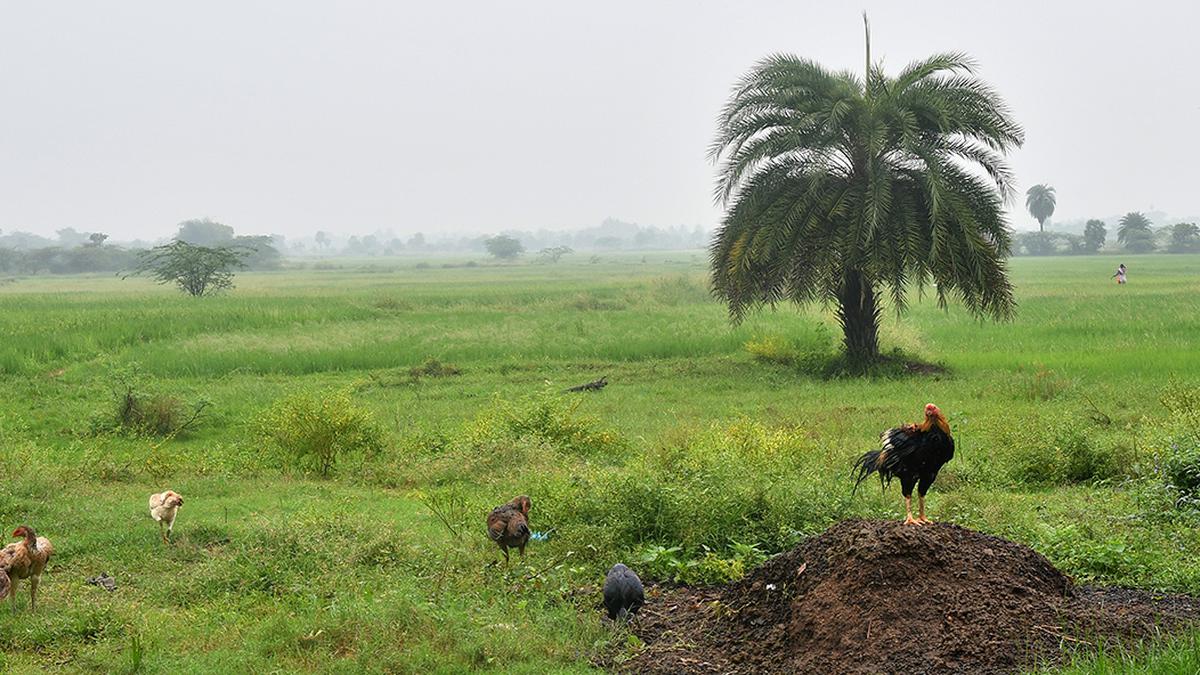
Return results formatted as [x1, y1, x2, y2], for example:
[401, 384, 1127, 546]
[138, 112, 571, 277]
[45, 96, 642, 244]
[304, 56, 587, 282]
[2, 1, 1198, 240]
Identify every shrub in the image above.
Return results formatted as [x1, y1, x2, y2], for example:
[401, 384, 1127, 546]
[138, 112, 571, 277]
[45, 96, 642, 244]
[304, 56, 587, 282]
[635, 541, 767, 585]
[1158, 380, 1200, 506]
[573, 420, 837, 559]
[1007, 418, 1123, 486]
[745, 332, 834, 374]
[91, 365, 209, 437]
[256, 390, 386, 477]
[1163, 440, 1200, 507]
[1015, 364, 1071, 401]
[408, 358, 461, 379]
[1034, 523, 1132, 581]
[745, 335, 805, 366]
[466, 391, 622, 457]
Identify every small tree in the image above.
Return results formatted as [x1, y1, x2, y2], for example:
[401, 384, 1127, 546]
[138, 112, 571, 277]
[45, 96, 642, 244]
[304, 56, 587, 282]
[131, 240, 248, 296]
[1170, 222, 1200, 253]
[485, 235, 524, 260]
[1083, 220, 1106, 253]
[88, 232, 109, 247]
[537, 245, 573, 263]
[1118, 212, 1156, 253]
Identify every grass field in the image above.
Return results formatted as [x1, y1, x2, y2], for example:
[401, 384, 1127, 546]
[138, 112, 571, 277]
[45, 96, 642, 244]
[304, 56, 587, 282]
[1, 252, 1199, 673]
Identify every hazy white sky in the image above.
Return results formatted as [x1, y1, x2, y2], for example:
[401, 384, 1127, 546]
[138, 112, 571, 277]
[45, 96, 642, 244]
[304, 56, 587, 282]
[2, 1, 1197, 239]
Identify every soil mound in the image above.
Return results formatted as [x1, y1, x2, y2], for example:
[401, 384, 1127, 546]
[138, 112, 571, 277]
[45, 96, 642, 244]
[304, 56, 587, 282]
[626, 520, 1200, 674]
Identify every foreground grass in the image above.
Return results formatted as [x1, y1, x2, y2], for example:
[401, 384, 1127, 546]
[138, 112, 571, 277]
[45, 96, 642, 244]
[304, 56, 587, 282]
[1039, 632, 1200, 674]
[0, 252, 1198, 672]
[0, 479, 606, 673]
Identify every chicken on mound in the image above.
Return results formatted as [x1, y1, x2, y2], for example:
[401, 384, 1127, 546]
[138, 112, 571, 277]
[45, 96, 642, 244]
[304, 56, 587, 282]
[854, 403, 954, 525]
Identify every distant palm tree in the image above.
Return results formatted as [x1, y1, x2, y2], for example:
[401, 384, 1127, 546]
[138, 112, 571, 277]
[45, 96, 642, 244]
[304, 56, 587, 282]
[709, 16, 1023, 366]
[1118, 212, 1156, 252]
[1024, 184, 1056, 233]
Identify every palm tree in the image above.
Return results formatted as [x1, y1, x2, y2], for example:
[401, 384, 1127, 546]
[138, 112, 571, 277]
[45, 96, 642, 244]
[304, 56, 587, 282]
[709, 17, 1023, 366]
[1118, 212, 1155, 252]
[1024, 184, 1056, 232]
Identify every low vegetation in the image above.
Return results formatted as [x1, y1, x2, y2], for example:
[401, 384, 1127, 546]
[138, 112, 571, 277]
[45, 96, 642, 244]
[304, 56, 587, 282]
[0, 253, 1198, 672]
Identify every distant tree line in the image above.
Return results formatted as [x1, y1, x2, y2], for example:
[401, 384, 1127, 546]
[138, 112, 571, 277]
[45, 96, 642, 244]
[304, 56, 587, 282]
[0, 242, 139, 275]
[1017, 184, 1198, 255]
[1012, 212, 1199, 256]
[287, 218, 710, 257]
[0, 218, 281, 276]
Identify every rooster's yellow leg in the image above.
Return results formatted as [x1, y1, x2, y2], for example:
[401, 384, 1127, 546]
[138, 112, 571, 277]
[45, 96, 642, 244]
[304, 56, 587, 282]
[903, 496, 919, 525]
[917, 495, 932, 525]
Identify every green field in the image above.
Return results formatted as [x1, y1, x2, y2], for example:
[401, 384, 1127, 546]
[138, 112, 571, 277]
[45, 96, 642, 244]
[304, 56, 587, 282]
[1, 252, 1199, 673]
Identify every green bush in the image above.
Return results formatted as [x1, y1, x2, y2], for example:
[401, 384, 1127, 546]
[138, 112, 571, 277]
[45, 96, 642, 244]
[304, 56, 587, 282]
[408, 357, 461, 379]
[744, 332, 830, 372]
[573, 420, 841, 559]
[1159, 381, 1200, 507]
[90, 364, 209, 437]
[636, 541, 767, 585]
[466, 390, 622, 457]
[1163, 440, 1200, 507]
[1034, 523, 1132, 581]
[256, 390, 386, 477]
[745, 335, 802, 365]
[1006, 418, 1124, 486]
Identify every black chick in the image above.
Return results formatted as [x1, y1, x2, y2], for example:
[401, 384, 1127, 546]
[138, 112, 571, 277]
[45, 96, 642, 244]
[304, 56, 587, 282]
[603, 563, 644, 621]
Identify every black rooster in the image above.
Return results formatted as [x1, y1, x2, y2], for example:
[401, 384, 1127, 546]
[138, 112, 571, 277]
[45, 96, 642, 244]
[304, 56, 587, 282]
[853, 404, 955, 525]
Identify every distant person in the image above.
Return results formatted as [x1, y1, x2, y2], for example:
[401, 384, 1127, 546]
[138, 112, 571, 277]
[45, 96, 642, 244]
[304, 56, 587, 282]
[1112, 263, 1127, 285]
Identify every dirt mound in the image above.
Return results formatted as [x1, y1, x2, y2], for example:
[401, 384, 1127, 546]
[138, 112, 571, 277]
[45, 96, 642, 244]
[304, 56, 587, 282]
[626, 520, 1200, 674]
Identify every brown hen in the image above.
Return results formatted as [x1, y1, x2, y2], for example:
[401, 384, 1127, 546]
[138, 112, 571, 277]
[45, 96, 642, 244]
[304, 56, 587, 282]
[0, 525, 54, 611]
[486, 495, 531, 564]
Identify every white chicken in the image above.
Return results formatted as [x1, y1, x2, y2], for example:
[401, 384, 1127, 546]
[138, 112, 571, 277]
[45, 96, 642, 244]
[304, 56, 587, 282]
[149, 490, 184, 544]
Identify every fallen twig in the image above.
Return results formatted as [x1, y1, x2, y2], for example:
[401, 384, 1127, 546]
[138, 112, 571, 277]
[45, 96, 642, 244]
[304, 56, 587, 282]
[1032, 625, 1093, 645]
[564, 376, 608, 393]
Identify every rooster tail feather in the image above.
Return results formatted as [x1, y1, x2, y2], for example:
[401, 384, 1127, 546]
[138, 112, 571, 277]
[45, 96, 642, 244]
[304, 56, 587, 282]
[852, 449, 883, 494]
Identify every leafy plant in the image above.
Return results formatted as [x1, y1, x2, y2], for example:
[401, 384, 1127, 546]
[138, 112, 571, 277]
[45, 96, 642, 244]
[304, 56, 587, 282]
[408, 358, 462, 379]
[256, 390, 386, 477]
[92, 364, 210, 437]
[637, 540, 769, 585]
[467, 390, 622, 457]
[1007, 419, 1123, 485]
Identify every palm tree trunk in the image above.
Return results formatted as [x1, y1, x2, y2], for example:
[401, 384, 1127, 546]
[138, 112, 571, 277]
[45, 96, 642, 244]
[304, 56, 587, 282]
[837, 268, 880, 365]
